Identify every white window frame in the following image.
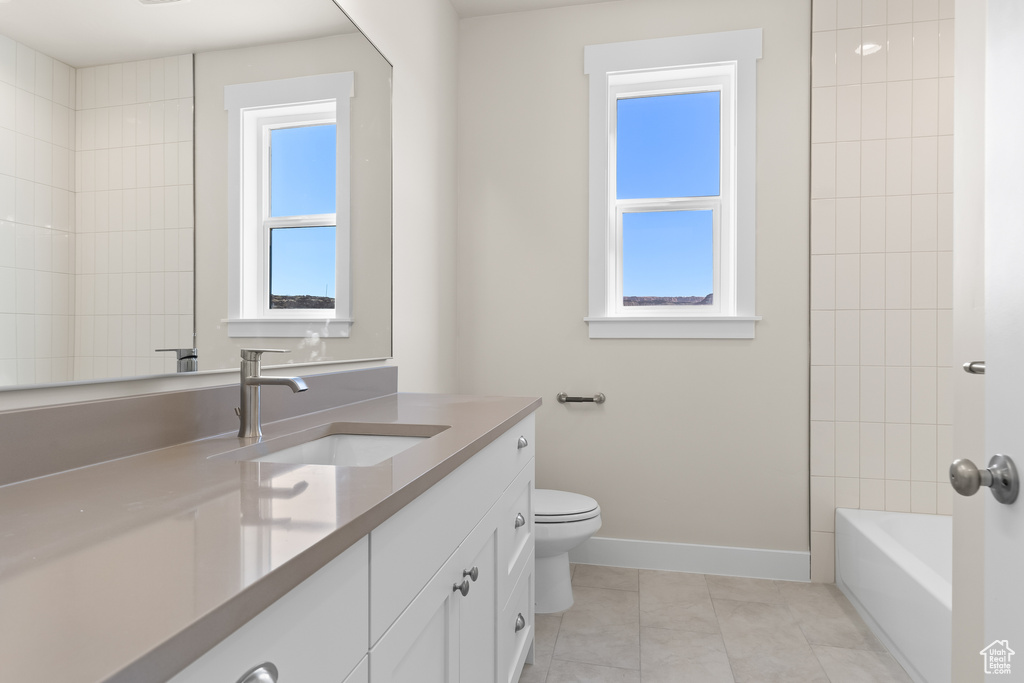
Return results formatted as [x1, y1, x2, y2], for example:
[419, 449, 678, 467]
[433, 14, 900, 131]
[225, 72, 353, 338]
[584, 30, 762, 339]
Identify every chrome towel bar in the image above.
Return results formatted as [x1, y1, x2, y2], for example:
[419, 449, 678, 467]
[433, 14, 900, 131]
[556, 392, 606, 404]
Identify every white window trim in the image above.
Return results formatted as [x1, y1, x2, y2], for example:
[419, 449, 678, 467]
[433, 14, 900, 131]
[224, 72, 354, 338]
[584, 29, 762, 339]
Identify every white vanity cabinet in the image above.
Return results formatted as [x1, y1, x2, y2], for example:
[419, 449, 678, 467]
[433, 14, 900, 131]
[168, 536, 369, 683]
[165, 412, 535, 683]
[369, 414, 536, 683]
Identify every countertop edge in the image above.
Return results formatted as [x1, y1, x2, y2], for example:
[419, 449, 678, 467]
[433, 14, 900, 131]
[103, 396, 542, 683]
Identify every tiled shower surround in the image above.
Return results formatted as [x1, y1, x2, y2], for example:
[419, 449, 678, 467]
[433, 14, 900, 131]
[809, 0, 955, 582]
[0, 36, 194, 386]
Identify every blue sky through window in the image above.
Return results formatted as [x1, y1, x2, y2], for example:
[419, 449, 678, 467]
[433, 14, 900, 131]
[622, 210, 713, 298]
[270, 124, 337, 216]
[269, 124, 337, 303]
[270, 226, 336, 300]
[616, 91, 720, 200]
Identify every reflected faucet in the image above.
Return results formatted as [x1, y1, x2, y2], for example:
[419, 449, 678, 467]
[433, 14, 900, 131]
[237, 349, 308, 438]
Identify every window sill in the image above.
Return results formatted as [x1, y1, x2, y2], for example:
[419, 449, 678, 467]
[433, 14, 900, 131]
[584, 316, 760, 339]
[227, 318, 353, 339]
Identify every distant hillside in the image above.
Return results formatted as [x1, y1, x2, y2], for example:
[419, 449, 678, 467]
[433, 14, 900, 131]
[270, 295, 335, 309]
[623, 293, 713, 306]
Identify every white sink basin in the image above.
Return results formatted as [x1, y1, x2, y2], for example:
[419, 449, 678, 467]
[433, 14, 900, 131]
[251, 433, 428, 467]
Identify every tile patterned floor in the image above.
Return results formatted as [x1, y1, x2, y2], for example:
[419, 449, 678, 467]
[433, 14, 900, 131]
[520, 564, 913, 683]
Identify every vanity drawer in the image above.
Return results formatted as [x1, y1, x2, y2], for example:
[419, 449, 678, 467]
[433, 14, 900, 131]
[370, 415, 535, 645]
[497, 458, 534, 609]
[499, 556, 535, 683]
[169, 536, 368, 683]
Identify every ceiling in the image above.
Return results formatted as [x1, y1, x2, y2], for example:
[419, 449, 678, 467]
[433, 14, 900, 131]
[0, 0, 354, 68]
[449, 0, 616, 18]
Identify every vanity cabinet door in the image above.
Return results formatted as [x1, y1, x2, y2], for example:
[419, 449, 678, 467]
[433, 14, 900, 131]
[458, 529, 498, 683]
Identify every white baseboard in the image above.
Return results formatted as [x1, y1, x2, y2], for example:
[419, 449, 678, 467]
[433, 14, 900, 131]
[568, 536, 810, 582]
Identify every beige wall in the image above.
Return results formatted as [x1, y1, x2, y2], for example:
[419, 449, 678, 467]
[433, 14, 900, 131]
[456, 0, 811, 554]
[194, 33, 392, 372]
[340, 0, 460, 394]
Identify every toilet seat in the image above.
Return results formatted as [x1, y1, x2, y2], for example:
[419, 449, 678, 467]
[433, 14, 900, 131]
[535, 489, 600, 523]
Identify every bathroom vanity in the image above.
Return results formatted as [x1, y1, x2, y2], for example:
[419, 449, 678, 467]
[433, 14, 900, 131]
[0, 384, 538, 683]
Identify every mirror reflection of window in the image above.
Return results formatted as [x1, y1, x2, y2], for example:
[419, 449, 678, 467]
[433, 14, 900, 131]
[267, 124, 338, 310]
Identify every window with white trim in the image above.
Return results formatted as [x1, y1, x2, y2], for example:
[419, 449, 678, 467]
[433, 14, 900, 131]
[225, 73, 353, 338]
[584, 30, 762, 339]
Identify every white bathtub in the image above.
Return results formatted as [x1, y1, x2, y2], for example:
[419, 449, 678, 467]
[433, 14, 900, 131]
[835, 508, 951, 683]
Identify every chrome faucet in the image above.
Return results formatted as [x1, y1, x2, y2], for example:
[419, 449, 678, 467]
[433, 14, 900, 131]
[237, 349, 308, 438]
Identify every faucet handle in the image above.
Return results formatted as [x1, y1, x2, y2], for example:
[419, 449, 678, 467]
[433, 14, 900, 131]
[240, 348, 288, 361]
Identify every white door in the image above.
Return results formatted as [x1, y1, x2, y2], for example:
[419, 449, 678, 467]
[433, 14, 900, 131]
[983, 0, 1024, 673]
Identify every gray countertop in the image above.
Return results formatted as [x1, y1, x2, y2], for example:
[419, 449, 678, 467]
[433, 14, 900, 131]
[0, 392, 541, 683]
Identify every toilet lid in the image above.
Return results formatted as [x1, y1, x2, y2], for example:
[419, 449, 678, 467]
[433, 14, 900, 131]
[534, 489, 600, 523]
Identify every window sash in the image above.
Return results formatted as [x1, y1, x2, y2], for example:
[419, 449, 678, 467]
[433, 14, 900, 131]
[614, 200, 722, 316]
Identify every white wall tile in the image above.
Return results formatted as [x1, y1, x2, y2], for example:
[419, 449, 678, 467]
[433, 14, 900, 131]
[861, 197, 886, 252]
[860, 140, 886, 197]
[885, 479, 911, 512]
[812, 476, 837, 532]
[836, 254, 860, 309]
[885, 195, 911, 251]
[911, 251, 937, 309]
[836, 477, 860, 508]
[836, 198, 860, 253]
[911, 194, 937, 250]
[837, 0, 862, 28]
[861, 309, 885, 365]
[911, 136, 938, 194]
[149, 59, 165, 102]
[885, 309, 911, 365]
[837, 29, 863, 85]
[0, 35, 15, 86]
[812, 199, 837, 254]
[836, 365, 860, 421]
[938, 19, 954, 77]
[914, 0, 939, 21]
[15, 43, 35, 94]
[813, 87, 837, 143]
[812, 143, 837, 199]
[911, 309, 937, 366]
[0, 82, 15, 130]
[937, 251, 953, 309]
[937, 77, 953, 136]
[912, 78, 938, 137]
[15, 89, 34, 137]
[861, 478, 885, 510]
[910, 481, 936, 513]
[861, 253, 886, 307]
[911, 366, 937, 423]
[886, 138, 912, 195]
[812, 365, 836, 421]
[811, 532, 836, 583]
[863, 0, 887, 25]
[836, 421, 861, 477]
[812, 254, 837, 311]
[885, 366, 911, 422]
[911, 423, 937, 481]
[887, 23, 914, 81]
[836, 85, 860, 142]
[861, 367, 887, 423]
[812, 311, 836, 366]
[937, 135, 953, 193]
[913, 21, 940, 79]
[837, 310, 860, 365]
[813, 31, 838, 88]
[862, 26, 889, 82]
[886, 81, 912, 139]
[861, 422, 886, 478]
[812, 420, 836, 477]
[861, 82, 886, 140]
[885, 252, 911, 308]
[936, 309, 952, 366]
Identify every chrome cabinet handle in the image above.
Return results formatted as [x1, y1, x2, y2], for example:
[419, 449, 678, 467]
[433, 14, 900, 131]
[950, 455, 1019, 504]
[237, 662, 278, 683]
[463, 566, 479, 582]
[517, 436, 529, 450]
[453, 578, 471, 596]
[515, 613, 526, 632]
[514, 512, 526, 529]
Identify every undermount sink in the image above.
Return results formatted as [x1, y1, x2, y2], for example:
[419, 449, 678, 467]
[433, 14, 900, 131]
[251, 433, 429, 467]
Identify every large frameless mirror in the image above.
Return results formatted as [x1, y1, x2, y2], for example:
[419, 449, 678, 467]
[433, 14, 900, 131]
[0, 0, 392, 388]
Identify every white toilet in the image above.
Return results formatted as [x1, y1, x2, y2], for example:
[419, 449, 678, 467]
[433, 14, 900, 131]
[534, 488, 602, 613]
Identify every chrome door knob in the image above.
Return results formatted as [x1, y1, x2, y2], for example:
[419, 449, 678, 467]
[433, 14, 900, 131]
[463, 566, 479, 582]
[514, 512, 526, 529]
[453, 578, 471, 596]
[237, 663, 278, 683]
[950, 454, 1019, 504]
